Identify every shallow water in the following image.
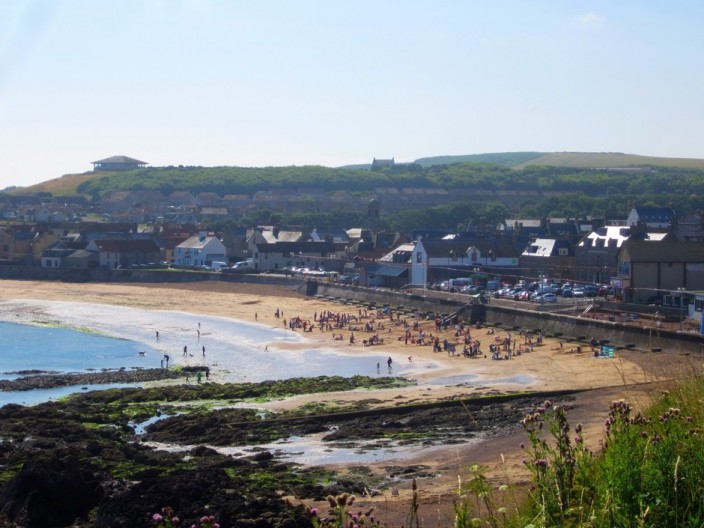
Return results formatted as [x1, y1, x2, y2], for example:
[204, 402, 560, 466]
[0, 300, 440, 406]
[0, 382, 140, 407]
[143, 433, 484, 466]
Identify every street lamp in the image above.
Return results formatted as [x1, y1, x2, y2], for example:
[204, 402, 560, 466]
[677, 287, 686, 331]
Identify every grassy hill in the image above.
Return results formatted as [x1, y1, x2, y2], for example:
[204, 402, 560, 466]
[513, 151, 704, 170]
[414, 152, 545, 167]
[11, 151, 704, 198]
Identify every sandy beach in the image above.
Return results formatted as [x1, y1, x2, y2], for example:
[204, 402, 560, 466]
[1, 279, 698, 524]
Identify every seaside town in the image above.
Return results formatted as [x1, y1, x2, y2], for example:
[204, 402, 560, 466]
[2, 154, 704, 526]
[1, 155, 704, 320]
[2, 2, 704, 525]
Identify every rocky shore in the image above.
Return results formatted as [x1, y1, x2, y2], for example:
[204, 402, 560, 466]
[0, 374, 560, 528]
[0, 368, 185, 392]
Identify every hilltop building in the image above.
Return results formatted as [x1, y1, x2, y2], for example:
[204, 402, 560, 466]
[92, 156, 148, 171]
[371, 157, 395, 169]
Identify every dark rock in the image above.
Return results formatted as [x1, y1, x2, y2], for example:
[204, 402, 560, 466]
[0, 455, 104, 528]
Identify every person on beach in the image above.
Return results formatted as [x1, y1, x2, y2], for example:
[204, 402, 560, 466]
[202, 345, 205, 357]
[183, 345, 187, 357]
[163, 354, 170, 368]
[387, 356, 393, 370]
[155, 330, 159, 340]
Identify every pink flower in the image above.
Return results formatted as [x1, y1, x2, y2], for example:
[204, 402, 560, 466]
[152, 513, 163, 522]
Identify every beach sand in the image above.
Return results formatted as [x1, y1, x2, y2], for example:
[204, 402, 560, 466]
[1, 279, 698, 524]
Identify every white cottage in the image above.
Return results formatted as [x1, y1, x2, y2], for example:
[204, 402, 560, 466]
[174, 232, 227, 267]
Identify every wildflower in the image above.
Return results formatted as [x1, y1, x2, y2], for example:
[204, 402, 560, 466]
[152, 513, 163, 523]
[498, 507, 507, 514]
[309, 508, 319, 517]
[534, 459, 548, 467]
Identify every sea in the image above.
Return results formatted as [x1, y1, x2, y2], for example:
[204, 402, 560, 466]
[0, 301, 435, 407]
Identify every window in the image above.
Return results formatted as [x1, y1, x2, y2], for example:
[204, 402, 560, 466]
[559, 248, 568, 256]
[416, 252, 422, 263]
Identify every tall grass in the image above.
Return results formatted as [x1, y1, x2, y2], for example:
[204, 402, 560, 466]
[451, 375, 704, 528]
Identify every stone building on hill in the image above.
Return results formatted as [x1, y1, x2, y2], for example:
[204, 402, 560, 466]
[91, 156, 148, 171]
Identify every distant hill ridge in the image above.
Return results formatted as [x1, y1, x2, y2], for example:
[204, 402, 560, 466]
[9, 151, 704, 197]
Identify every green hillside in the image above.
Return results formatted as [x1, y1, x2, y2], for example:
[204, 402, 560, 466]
[414, 152, 545, 167]
[10, 151, 704, 199]
[514, 151, 704, 170]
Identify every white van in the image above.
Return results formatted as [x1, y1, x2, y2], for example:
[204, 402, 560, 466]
[210, 261, 229, 271]
[232, 259, 255, 270]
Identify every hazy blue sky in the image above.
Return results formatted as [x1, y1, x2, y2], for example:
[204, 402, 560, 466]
[1, 1, 703, 189]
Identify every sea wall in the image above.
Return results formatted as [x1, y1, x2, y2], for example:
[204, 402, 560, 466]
[311, 281, 704, 355]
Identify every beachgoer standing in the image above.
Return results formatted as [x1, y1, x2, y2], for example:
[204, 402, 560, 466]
[202, 345, 206, 356]
[156, 330, 159, 340]
[387, 356, 393, 369]
[183, 345, 187, 357]
[164, 354, 170, 368]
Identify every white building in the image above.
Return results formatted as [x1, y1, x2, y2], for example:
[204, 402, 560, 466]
[174, 232, 227, 267]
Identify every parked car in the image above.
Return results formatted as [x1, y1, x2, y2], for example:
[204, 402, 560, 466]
[518, 290, 531, 301]
[539, 293, 558, 303]
[573, 287, 585, 298]
[583, 285, 598, 297]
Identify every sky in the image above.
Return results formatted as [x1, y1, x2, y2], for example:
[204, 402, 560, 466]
[1, 1, 703, 190]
